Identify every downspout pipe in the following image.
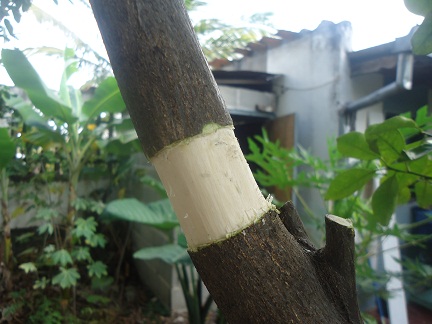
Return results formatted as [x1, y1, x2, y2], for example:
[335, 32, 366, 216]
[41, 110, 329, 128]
[340, 52, 414, 131]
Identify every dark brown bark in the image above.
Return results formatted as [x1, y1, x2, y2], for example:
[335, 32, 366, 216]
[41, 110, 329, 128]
[190, 203, 361, 323]
[90, 1, 362, 322]
[90, 0, 232, 158]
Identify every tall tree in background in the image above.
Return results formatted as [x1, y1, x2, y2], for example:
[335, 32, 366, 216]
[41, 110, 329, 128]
[89, 0, 362, 322]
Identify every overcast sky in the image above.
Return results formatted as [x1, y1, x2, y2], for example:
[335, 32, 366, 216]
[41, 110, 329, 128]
[0, 0, 424, 89]
[189, 0, 423, 50]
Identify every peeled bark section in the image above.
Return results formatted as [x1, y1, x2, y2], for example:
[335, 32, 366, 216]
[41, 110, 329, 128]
[152, 127, 273, 249]
[90, 0, 231, 158]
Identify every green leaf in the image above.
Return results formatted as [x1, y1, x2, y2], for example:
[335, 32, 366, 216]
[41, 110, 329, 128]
[35, 208, 59, 221]
[81, 77, 125, 121]
[7, 96, 49, 128]
[104, 138, 140, 156]
[365, 116, 418, 141]
[73, 217, 97, 240]
[103, 198, 179, 230]
[372, 176, 399, 225]
[37, 223, 54, 235]
[134, 244, 189, 264]
[19, 262, 37, 274]
[337, 132, 379, 160]
[87, 261, 108, 278]
[52, 267, 80, 289]
[33, 277, 50, 290]
[2, 49, 77, 124]
[412, 14, 432, 55]
[44, 244, 56, 254]
[325, 169, 375, 200]
[51, 249, 73, 267]
[404, 0, 432, 16]
[415, 181, 432, 209]
[397, 186, 412, 205]
[23, 128, 65, 148]
[404, 141, 432, 160]
[0, 127, 15, 170]
[4, 19, 16, 38]
[415, 105, 432, 128]
[86, 233, 107, 248]
[71, 246, 91, 262]
[375, 130, 406, 164]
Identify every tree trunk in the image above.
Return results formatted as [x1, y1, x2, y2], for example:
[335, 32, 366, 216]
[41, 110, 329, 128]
[90, 1, 362, 322]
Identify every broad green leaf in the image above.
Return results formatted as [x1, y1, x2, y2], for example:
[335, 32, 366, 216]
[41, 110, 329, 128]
[404, 0, 432, 15]
[22, 128, 65, 148]
[52, 249, 73, 267]
[113, 117, 135, 132]
[19, 262, 37, 273]
[7, 96, 49, 128]
[415, 181, 432, 209]
[87, 261, 108, 278]
[412, 14, 432, 55]
[415, 105, 432, 128]
[59, 48, 79, 107]
[396, 172, 418, 188]
[2, 49, 77, 124]
[337, 132, 379, 160]
[397, 186, 412, 205]
[0, 127, 15, 170]
[372, 176, 399, 225]
[375, 130, 405, 164]
[365, 116, 418, 141]
[134, 244, 189, 264]
[404, 141, 432, 160]
[103, 198, 179, 229]
[81, 77, 125, 121]
[52, 267, 80, 289]
[325, 168, 375, 200]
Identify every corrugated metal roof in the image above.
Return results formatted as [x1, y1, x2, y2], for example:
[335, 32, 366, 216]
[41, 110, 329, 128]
[208, 21, 348, 69]
[212, 70, 279, 92]
[209, 25, 314, 69]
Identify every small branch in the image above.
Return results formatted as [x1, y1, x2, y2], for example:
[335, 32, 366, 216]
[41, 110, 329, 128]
[387, 165, 432, 180]
[278, 201, 316, 251]
[314, 215, 361, 324]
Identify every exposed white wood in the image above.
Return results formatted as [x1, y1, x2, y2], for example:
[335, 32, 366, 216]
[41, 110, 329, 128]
[152, 126, 273, 250]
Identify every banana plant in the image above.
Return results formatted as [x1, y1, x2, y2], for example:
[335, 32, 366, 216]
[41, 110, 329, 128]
[1, 47, 132, 247]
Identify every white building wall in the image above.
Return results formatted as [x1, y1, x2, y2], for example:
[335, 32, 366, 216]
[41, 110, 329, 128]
[268, 21, 352, 158]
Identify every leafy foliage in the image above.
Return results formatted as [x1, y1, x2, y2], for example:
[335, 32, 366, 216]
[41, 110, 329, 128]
[328, 108, 432, 224]
[247, 107, 432, 307]
[0, 0, 33, 41]
[52, 267, 81, 289]
[404, 0, 432, 54]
